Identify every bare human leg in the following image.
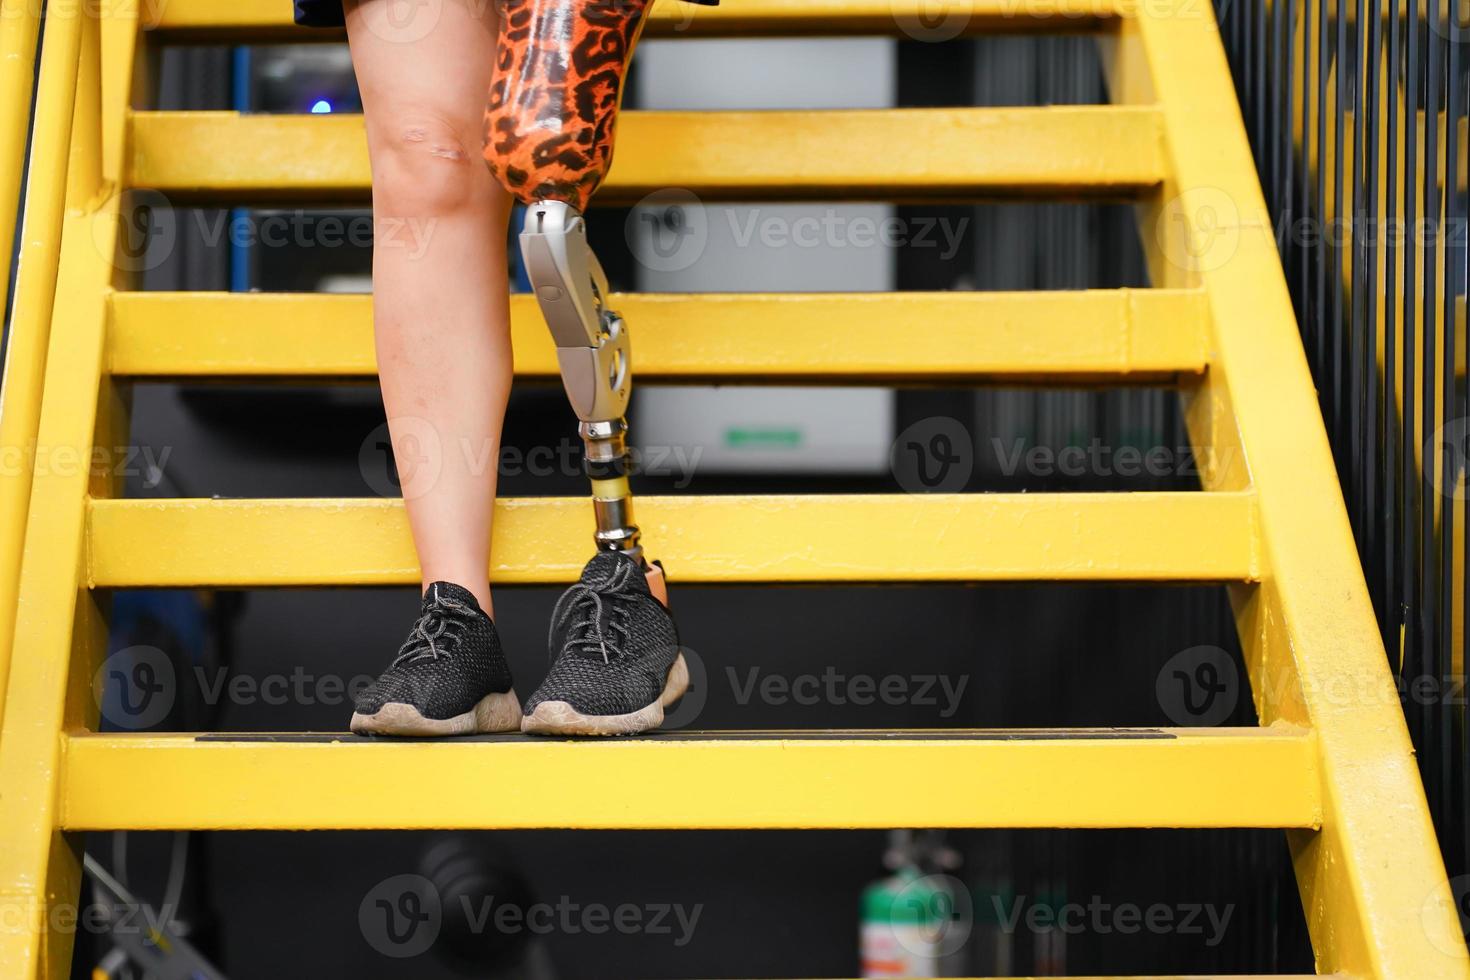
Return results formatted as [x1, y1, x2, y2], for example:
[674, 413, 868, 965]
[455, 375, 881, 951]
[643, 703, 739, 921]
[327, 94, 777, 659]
[346, 0, 511, 616]
[346, 0, 522, 736]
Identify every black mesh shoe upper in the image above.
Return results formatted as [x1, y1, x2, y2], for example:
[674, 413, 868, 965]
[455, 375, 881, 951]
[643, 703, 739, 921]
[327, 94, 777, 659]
[354, 582, 515, 721]
[524, 552, 682, 716]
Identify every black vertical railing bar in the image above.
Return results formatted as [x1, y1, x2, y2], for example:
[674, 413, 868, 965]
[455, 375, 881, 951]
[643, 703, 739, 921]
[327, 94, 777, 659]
[1237, 0, 1251, 144]
[1223, 0, 1233, 101]
[1234, 0, 1246, 107]
[1421, 0, 1443, 806]
[1365, 0, 1385, 600]
[1450, 30, 1463, 857]
[1284, 0, 1299, 309]
[1225, 0, 1234, 78]
[1301, 0, 1315, 331]
[1271, 0, 1288, 216]
[1340, 0, 1346, 476]
[1452, 32, 1464, 881]
[1264, 0, 1275, 172]
[1221, 0, 1470, 892]
[1384, 0, 1402, 656]
[1248, 0, 1258, 89]
[1319, 0, 1333, 386]
[1438, 0, 1460, 842]
[1403, 0, 1424, 762]
[1253, 0, 1264, 171]
[1451, 21, 1467, 882]
[1353, 0, 1370, 554]
[1440, 9, 1464, 881]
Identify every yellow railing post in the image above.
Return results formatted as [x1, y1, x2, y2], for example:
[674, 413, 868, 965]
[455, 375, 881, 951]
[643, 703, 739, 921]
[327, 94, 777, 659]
[0, 0, 120, 975]
[0, 0, 42, 307]
[0, 0, 89, 736]
[1110, 0, 1470, 974]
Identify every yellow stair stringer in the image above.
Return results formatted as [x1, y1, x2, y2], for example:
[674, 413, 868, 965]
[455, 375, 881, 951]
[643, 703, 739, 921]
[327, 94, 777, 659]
[1106, 7, 1470, 979]
[0, 0, 43, 319]
[0, 0, 81, 743]
[0, 2, 133, 978]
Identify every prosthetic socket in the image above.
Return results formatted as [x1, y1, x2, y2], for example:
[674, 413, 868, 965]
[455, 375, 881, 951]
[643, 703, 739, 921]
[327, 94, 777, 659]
[483, 0, 657, 562]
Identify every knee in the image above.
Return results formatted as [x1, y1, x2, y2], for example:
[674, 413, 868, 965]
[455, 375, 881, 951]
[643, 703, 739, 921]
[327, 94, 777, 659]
[369, 112, 488, 218]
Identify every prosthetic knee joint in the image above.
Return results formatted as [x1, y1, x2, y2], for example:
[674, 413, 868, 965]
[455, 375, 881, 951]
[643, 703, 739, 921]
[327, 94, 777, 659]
[520, 201, 642, 563]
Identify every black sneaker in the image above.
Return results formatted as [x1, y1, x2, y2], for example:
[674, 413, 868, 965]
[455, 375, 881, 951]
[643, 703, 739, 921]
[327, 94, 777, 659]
[522, 551, 688, 736]
[350, 582, 521, 736]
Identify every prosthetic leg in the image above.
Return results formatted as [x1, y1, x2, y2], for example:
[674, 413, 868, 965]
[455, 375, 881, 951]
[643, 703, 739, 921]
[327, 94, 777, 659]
[520, 201, 643, 565]
[484, 0, 714, 586]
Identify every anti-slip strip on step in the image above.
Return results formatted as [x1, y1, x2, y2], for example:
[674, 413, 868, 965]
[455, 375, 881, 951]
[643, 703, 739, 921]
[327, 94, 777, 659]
[192, 728, 1179, 743]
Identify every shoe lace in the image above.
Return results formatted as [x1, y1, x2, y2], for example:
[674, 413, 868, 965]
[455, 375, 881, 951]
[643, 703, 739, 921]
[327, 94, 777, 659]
[548, 561, 640, 664]
[392, 587, 475, 666]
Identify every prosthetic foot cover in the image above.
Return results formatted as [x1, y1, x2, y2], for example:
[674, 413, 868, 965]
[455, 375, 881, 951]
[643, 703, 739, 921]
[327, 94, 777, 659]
[484, 0, 655, 210]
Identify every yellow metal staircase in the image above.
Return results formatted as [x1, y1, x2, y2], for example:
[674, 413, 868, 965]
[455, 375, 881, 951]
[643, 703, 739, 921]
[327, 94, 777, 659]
[0, 0, 1465, 977]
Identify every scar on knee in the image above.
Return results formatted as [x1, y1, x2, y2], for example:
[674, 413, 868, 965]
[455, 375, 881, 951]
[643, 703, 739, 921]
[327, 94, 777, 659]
[400, 127, 467, 162]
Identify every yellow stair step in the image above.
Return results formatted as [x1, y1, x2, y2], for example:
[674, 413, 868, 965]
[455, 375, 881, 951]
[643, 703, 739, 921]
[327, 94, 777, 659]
[108, 289, 1209, 384]
[142, 0, 1133, 42]
[60, 727, 1319, 831]
[127, 107, 1166, 204]
[86, 493, 1259, 587]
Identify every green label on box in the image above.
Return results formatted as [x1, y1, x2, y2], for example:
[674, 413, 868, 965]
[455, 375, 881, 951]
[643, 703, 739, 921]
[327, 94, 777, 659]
[725, 428, 803, 448]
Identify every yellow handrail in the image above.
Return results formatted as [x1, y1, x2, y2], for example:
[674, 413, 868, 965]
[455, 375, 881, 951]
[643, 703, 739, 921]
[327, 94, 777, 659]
[0, 0, 97, 733]
[0, 0, 43, 307]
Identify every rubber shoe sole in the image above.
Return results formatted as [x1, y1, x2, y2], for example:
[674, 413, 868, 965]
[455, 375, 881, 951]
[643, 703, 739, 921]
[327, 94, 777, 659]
[521, 653, 689, 736]
[350, 688, 522, 737]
